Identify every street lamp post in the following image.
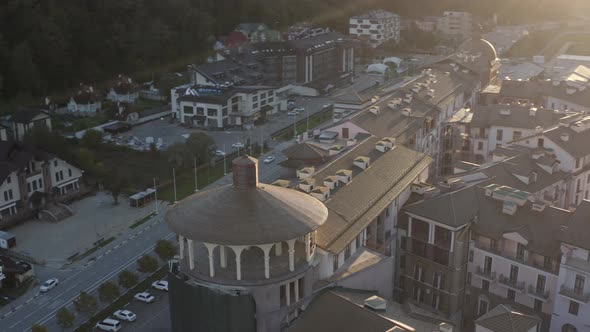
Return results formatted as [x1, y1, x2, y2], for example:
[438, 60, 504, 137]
[172, 167, 178, 204]
[223, 144, 227, 175]
[153, 177, 159, 215]
[194, 156, 199, 192]
[306, 108, 310, 132]
[293, 113, 297, 139]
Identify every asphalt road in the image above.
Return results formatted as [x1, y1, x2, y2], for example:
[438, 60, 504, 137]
[0, 149, 287, 332]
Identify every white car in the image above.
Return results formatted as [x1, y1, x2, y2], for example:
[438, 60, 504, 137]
[95, 318, 122, 331]
[232, 142, 245, 149]
[134, 292, 155, 303]
[263, 156, 276, 164]
[287, 111, 298, 116]
[294, 107, 305, 113]
[151, 280, 168, 291]
[215, 150, 226, 156]
[113, 309, 137, 322]
[40, 278, 59, 293]
[323, 104, 332, 109]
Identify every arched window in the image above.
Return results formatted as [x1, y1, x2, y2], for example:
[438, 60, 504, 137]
[562, 324, 577, 332]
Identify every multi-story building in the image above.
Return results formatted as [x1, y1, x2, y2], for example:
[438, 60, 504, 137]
[466, 104, 574, 163]
[510, 115, 590, 208]
[551, 200, 590, 332]
[0, 142, 83, 228]
[5, 108, 52, 142]
[349, 10, 400, 48]
[437, 11, 473, 43]
[171, 85, 278, 128]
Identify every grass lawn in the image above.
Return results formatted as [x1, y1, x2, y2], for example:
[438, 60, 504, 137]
[129, 212, 157, 229]
[76, 237, 116, 261]
[134, 98, 167, 113]
[276, 110, 333, 141]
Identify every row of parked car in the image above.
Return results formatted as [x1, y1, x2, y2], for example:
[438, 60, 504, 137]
[94, 280, 168, 331]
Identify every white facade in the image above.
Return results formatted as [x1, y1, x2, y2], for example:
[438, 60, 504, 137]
[349, 10, 400, 48]
[471, 125, 541, 163]
[106, 88, 139, 104]
[437, 11, 472, 41]
[0, 172, 21, 218]
[67, 98, 102, 115]
[12, 114, 52, 142]
[49, 158, 83, 195]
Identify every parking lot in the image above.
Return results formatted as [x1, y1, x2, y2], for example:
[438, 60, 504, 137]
[119, 291, 171, 331]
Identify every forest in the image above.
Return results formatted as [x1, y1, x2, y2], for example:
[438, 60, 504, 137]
[0, 0, 579, 105]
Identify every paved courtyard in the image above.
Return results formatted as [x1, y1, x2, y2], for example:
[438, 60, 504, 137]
[8, 191, 160, 267]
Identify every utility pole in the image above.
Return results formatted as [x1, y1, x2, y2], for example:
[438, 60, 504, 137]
[306, 108, 310, 132]
[173, 168, 177, 204]
[194, 156, 199, 192]
[260, 126, 264, 155]
[153, 177, 159, 215]
[223, 144, 227, 175]
[293, 113, 297, 139]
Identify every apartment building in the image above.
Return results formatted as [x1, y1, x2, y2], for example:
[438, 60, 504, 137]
[551, 200, 590, 332]
[0, 142, 83, 228]
[171, 85, 278, 128]
[437, 11, 473, 42]
[466, 104, 575, 164]
[349, 10, 400, 48]
[510, 115, 590, 208]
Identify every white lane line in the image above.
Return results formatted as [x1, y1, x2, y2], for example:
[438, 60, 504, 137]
[32, 232, 175, 330]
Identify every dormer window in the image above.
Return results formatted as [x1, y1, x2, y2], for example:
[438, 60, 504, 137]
[529, 172, 537, 183]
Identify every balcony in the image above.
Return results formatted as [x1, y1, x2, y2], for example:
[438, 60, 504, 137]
[559, 285, 590, 303]
[474, 241, 501, 255]
[475, 266, 496, 282]
[499, 274, 526, 293]
[527, 285, 550, 302]
[402, 237, 452, 266]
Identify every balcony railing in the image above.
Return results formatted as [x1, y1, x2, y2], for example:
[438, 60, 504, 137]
[475, 266, 496, 281]
[559, 285, 590, 303]
[403, 237, 451, 266]
[473, 240, 558, 274]
[527, 285, 550, 301]
[499, 274, 526, 292]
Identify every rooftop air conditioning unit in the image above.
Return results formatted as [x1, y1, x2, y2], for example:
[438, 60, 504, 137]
[364, 296, 386, 311]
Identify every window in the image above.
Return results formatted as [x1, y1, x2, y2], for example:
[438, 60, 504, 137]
[577, 179, 582, 192]
[513, 131, 522, 140]
[507, 289, 516, 301]
[32, 181, 37, 191]
[183, 106, 194, 114]
[490, 239, 498, 251]
[8, 189, 13, 200]
[432, 293, 440, 310]
[27, 183, 31, 192]
[399, 255, 406, 269]
[516, 243, 526, 261]
[38, 179, 42, 188]
[574, 275, 585, 294]
[467, 272, 472, 285]
[414, 265, 423, 281]
[433, 272, 442, 289]
[483, 256, 492, 274]
[544, 256, 553, 270]
[268, 97, 274, 103]
[261, 100, 267, 106]
[55, 172, 59, 182]
[6, 175, 10, 184]
[587, 174, 590, 184]
[509, 265, 519, 282]
[3, 191, 7, 201]
[562, 324, 578, 332]
[569, 301, 579, 315]
[537, 138, 544, 148]
[253, 103, 258, 109]
[536, 275, 546, 293]
[207, 108, 217, 117]
[196, 107, 205, 115]
[478, 298, 489, 316]
[477, 141, 483, 150]
[481, 280, 490, 292]
[385, 206, 390, 217]
[496, 129, 503, 141]
[534, 299, 543, 312]
[333, 254, 339, 271]
[469, 250, 474, 262]
[253, 95, 258, 102]
[68, 169, 72, 177]
[54, 160, 58, 167]
[479, 127, 485, 138]
[576, 158, 581, 169]
[261, 92, 266, 99]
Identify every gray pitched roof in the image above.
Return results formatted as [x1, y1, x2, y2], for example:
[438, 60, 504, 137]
[10, 108, 50, 124]
[560, 200, 590, 249]
[314, 137, 432, 253]
[470, 105, 565, 129]
[475, 305, 541, 332]
[404, 184, 571, 257]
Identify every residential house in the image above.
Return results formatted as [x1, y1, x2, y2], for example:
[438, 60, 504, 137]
[0, 255, 33, 288]
[107, 75, 139, 103]
[67, 84, 102, 115]
[349, 10, 401, 48]
[171, 85, 279, 128]
[0, 142, 83, 228]
[6, 108, 52, 142]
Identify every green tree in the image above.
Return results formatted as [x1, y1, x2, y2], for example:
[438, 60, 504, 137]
[9, 41, 44, 96]
[155, 239, 176, 261]
[74, 291, 97, 313]
[98, 281, 120, 302]
[118, 269, 139, 289]
[102, 167, 128, 205]
[81, 129, 103, 149]
[31, 324, 48, 332]
[137, 254, 159, 273]
[56, 307, 75, 328]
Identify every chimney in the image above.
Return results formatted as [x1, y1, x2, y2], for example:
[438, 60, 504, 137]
[531, 149, 545, 159]
[439, 323, 453, 332]
[529, 107, 537, 117]
[232, 155, 259, 189]
[532, 201, 546, 212]
[560, 133, 570, 141]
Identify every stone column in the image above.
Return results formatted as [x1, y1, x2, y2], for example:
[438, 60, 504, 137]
[179, 235, 185, 260]
[220, 246, 227, 268]
[275, 242, 282, 256]
[287, 239, 296, 272]
[204, 243, 218, 278]
[305, 234, 311, 262]
[294, 279, 300, 302]
[187, 239, 195, 270]
[259, 244, 274, 279]
[231, 246, 246, 281]
[286, 283, 291, 306]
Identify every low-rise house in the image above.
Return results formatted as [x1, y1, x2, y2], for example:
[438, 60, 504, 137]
[172, 85, 279, 128]
[0, 255, 33, 288]
[475, 305, 542, 332]
[107, 75, 139, 103]
[0, 142, 83, 228]
[7, 108, 52, 142]
[235, 23, 282, 43]
[67, 84, 102, 115]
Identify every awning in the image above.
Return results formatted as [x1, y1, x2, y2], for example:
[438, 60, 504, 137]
[0, 202, 16, 211]
[57, 178, 80, 188]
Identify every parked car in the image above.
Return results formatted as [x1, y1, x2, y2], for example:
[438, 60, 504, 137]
[232, 142, 245, 149]
[40, 278, 59, 293]
[215, 150, 226, 156]
[95, 318, 122, 331]
[151, 280, 168, 291]
[294, 107, 305, 113]
[287, 111, 298, 116]
[323, 103, 333, 109]
[113, 309, 137, 322]
[263, 156, 276, 164]
[134, 292, 155, 303]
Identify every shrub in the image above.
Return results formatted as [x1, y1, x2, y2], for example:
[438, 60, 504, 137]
[137, 254, 159, 273]
[154, 239, 176, 261]
[118, 269, 139, 289]
[56, 307, 75, 328]
[98, 281, 120, 302]
[74, 291, 97, 313]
